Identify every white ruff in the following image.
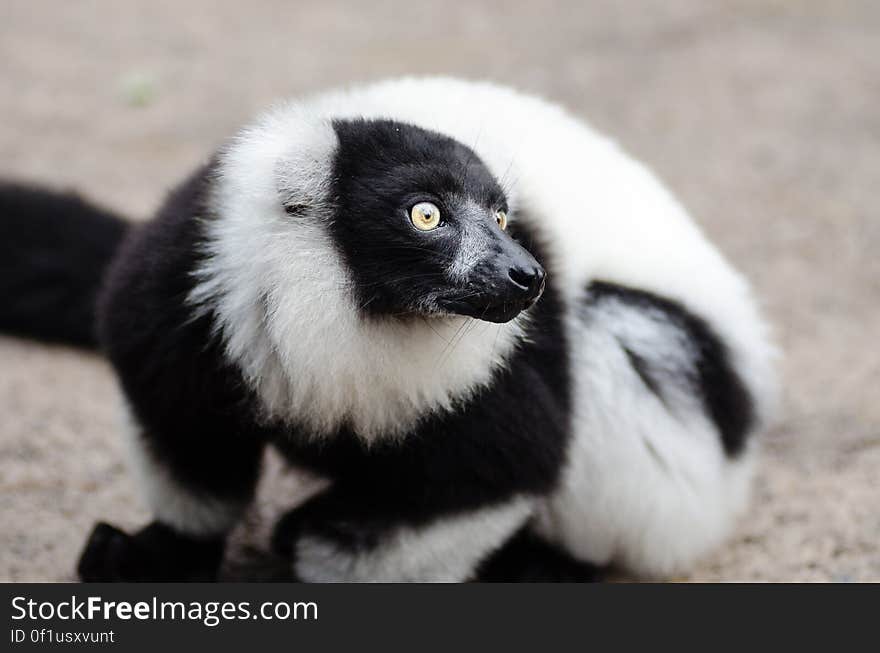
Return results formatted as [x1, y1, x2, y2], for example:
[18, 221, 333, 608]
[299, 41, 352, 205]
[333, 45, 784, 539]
[189, 108, 524, 440]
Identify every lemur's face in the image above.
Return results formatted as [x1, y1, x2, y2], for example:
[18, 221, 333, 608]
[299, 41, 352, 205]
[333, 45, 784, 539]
[321, 119, 545, 323]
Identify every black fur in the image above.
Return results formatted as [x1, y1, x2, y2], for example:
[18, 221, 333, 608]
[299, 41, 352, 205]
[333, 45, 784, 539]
[476, 526, 602, 582]
[98, 163, 268, 508]
[0, 182, 128, 347]
[327, 119, 544, 323]
[78, 521, 224, 582]
[586, 281, 755, 456]
[71, 162, 271, 581]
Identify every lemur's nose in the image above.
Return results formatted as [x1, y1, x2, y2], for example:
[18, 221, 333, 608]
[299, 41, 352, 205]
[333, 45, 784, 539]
[507, 263, 546, 301]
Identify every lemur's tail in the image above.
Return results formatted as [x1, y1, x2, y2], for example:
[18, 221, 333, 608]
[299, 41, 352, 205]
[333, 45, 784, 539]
[0, 182, 129, 348]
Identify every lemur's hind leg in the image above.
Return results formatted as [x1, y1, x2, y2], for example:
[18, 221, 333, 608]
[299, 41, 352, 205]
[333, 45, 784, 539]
[78, 409, 265, 582]
[271, 487, 534, 583]
[534, 281, 767, 577]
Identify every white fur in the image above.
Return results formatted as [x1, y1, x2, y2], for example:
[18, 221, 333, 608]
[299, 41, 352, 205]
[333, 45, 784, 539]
[532, 300, 757, 576]
[295, 498, 533, 582]
[119, 403, 245, 536]
[190, 77, 777, 575]
[190, 110, 526, 441]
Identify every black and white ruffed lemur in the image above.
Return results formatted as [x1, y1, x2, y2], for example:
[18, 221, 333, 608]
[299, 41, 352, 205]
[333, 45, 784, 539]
[0, 78, 776, 581]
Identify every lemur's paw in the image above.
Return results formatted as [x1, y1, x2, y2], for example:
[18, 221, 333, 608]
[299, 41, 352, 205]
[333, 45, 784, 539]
[77, 522, 143, 582]
[77, 521, 225, 582]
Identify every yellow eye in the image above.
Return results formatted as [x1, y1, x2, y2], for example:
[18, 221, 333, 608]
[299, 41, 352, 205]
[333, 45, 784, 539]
[410, 202, 441, 231]
[495, 210, 508, 230]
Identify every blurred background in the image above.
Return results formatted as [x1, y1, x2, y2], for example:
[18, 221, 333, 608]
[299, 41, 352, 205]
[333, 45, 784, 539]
[1, 0, 878, 581]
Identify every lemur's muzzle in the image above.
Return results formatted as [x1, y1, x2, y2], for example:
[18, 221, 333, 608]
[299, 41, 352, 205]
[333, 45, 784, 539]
[442, 239, 546, 323]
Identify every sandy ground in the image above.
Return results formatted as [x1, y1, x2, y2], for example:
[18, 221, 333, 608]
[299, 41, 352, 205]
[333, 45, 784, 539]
[1, 1, 878, 582]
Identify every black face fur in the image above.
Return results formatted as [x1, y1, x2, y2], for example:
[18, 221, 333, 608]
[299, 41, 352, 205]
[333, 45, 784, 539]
[321, 119, 546, 323]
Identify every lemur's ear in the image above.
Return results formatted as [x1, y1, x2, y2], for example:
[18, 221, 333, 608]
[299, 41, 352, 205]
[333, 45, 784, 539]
[274, 116, 338, 219]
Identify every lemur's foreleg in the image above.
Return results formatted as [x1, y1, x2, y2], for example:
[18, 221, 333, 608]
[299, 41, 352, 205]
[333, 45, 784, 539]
[78, 413, 264, 582]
